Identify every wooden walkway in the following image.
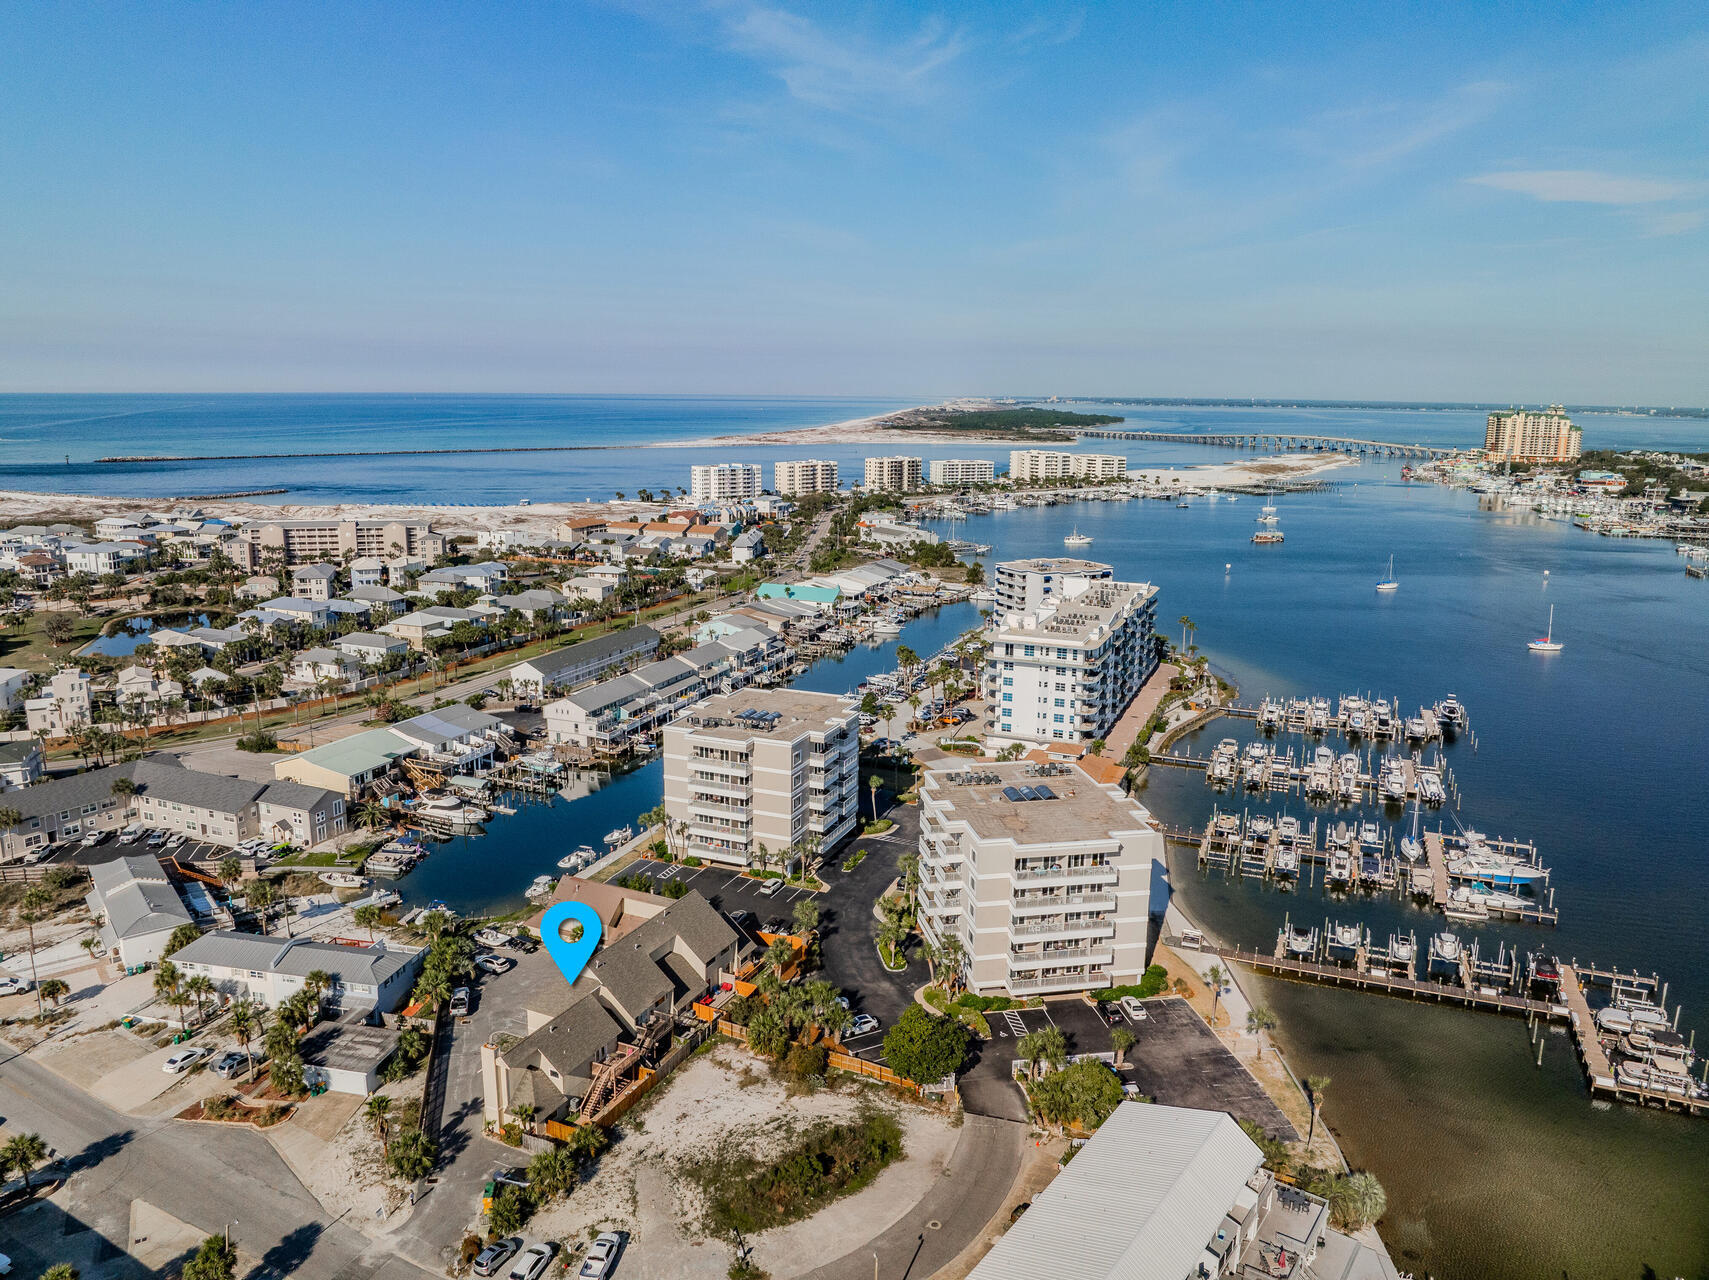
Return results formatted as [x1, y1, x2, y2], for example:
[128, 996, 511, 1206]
[1422, 831, 1449, 908]
[1209, 946, 1564, 1019]
[1559, 965, 1613, 1085]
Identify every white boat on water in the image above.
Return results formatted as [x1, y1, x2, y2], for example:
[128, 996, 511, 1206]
[558, 844, 597, 870]
[1327, 851, 1353, 884]
[525, 875, 557, 900]
[604, 825, 634, 847]
[1273, 846, 1299, 876]
[1528, 604, 1564, 653]
[415, 794, 486, 831]
[1417, 770, 1446, 805]
[1428, 931, 1464, 976]
[1064, 528, 1093, 546]
[1284, 925, 1317, 958]
[1438, 694, 1465, 727]
[318, 871, 369, 889]
[1376, 555, 1399, 592]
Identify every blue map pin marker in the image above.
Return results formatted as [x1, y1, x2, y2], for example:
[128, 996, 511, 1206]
[539, 901, 603, 987]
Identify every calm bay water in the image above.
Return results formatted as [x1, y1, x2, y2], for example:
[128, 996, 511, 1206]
[12, 394, 1709, 1274]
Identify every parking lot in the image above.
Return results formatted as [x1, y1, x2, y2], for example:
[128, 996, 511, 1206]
[44, 829, 240, 868]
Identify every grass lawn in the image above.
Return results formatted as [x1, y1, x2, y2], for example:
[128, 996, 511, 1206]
[0, 609, 107, 673]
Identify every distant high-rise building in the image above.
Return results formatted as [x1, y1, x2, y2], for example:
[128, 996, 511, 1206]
[1008, 450, 1128, 482]
[863, 456, 923, 492]
[994, 557, 1114, 615]
[773, 459, 840, 495]
[928, 458, 996, 486]
[1484, 406, 1582, 463]
[690, 463, 763, 502]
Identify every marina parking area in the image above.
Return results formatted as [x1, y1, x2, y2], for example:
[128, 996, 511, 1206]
[44, 831, 234, 868]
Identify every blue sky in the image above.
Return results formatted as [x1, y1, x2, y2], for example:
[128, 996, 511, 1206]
[2, 2, 1705, 402]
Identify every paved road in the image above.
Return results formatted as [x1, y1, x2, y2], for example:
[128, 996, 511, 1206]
[799, 1114, 1026, 1280]
[0, 1044, 433, 1280]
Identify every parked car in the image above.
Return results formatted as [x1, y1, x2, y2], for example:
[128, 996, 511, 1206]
[505, 936, 539, 954]
[0, 975, 35, 996]
[847, 1014, 879, 1037]
[79, 829, 107, 848]
[506, 1243, 555, 1280]
[489, 1166, 531, 1192]
[163, 1046, 208, 1074]
[449, 987, 472, 1017]
[165, 833, 188, 850]
[757, 878, 783, 897]
[211, 1051, 249, 1079]
[578, 1233, 621, 1279]
[472, 1238, 521, 1277]
[147, 829, 168, 846]
[727, 910, 755, 932]
[476, 953, 513, 976]
[1119, 996, 1148, 1022]
[20, 847, 51, 866]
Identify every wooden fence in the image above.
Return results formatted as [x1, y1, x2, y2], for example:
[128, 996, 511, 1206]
[715, 1018, 921, 1093]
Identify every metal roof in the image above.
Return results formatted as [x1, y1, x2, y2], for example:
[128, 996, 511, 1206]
[968, 1103, 1263, 1280]
[173, 930, 420, 990]
[87, 854, 192, 942]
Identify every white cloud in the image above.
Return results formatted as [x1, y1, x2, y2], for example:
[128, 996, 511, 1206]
[1289, 80, 1509, 169]
[715, 4, 966, 112]
[1467, 169, 1696, 204]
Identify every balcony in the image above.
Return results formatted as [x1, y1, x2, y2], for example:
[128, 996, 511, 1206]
[689, 800, 747, 824]
[689, 776, 750, 801]
[1010, 917, 1116, 942]
[1008, 969, 1111, 995]
[688, 821, 750, 844]
[692, 757, 751, 779]
[1008, 946, 1113, 970]
[1010, 891, 1116, 915]
[1012, 862, 1119, 887]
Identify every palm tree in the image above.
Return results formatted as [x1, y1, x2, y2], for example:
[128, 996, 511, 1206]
[39, 978, 69, 1007]
[527, 1143, 580, 1201]
[183, 974, 216, 1023]
[1246, 1006, 1278, 1058]
[875, 917, 907, 969]
[365, 1095, 394, 1154]
[934, 934, 966, 991]
[764, 937, 794, 978]
[19, 886, 53, 1017]
[1110, 1026, 1136, 1066]
[1015, 1029, 1054, 1082]
[1305, 1074, 1331, 1147]
[303, 969, 333, 1009]
[1333, 1170, 1388, 1230]
[353, 904, 382, 940]
[791, 897, 820, 936]
[2, 1131, 48, 1192]
[867, 774, 882, 821]
[247, 881, 276, 932]
[1205, 963, 1226, 1025]
[508, 1102, 538, 1132]
[230, 1000, 258, 1069]
[0, 804, 23, 835]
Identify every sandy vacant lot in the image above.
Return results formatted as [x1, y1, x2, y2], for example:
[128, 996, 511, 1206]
[527, 1042, 960, 1280]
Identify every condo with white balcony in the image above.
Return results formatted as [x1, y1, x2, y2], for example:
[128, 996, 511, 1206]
[690, 463, 764, 503]
[986, 574, 1159, 748]
[915, 760, 1161, 997]
[662, 688, 860, 870]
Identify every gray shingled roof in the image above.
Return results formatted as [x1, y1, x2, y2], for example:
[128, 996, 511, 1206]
[257, 780, 341, 814]
[130, 759, 265, 812]
[2, 762, 139, 824]
[503, 991, 624, 1077]
[173, 930, 419, 989]
[520, 626, 660, 679]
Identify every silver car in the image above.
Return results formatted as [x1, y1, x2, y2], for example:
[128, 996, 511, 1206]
[506, 1243, 555, 1280]
[578, 1234, 621, 1280]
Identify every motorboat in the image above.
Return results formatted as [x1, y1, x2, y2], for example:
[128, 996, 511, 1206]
[414, 793, 487, 832]
[1326, 922, 1365, 960]
[1405, 715, 1428, 740]
[1428, 932, 1464, 977]
[473, 926, 514, 948]
[1594, 1004, 1668, 1035]
[1214, 812, 1242, 838]
[1273, 846, 1299, 876]
[1615, 1061, 1696, 1097]
[1615, 998, 1672, 1029]
[1325, 821, 1352, 853]
[1357, 821, 1382, 851]
[1258, 699, 1283, 730]
[1417, 770, 1446, 805]
[1276, 815, 1301, 846]
[1446, 852, 1547, 888]
[1390, 934, 1417, 967]
[1437, 694, 1465, 727]
[1466, 885, 1530, 913]
[558, 844, 597, 870]
[604, 825, 634, 847]
[1347, 707, 1367, 735]
[1376, 555, 1399, 592]
[1380, 758, 1408, 802]
[1621, 1028, 1694, 1069]
[318, 871, 368, 889]
[1307, 698, 1331, 733]
[1372, 700, 1395, 737]
[1247, 814, 1274, 841]
[525, 875, 557, 900]
[1284, 924, 1317, 958]
[1251, 530, 1284, 544]
[1326, 850, 1353, 885]
[1528, 604, 1564, 653]
[1529, 952, 1562, 993]
[1064, 528, 1093, 547]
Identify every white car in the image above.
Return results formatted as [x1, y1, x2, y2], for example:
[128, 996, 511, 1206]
[1119, 996, 1148, 1022]
[847, 1014, 880, 1037]
[449, 987, 472, 1017]
[0, 975, 34, 996]
[80, 829, 107, 848]
[507, 1243, 555, 1280]
[163, 1046, 208, 1074]
[476, 953, 513, 976]
[757, 878, 783, 897]
[165, 833, 188, 850]
[578, 1233, 621, 1280]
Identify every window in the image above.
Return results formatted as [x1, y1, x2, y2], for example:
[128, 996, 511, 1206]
[1053, 699, 1064, 708]
[1001, 693, 1012, 703]
[1053, 714, 1064, 724]
[1002, 677, 1013, 687]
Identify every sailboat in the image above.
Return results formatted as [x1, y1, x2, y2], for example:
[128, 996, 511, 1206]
[1528, 604, 1563, 652]
[1376, 555, 1398, 592]
[1064, 526, 1093, 546]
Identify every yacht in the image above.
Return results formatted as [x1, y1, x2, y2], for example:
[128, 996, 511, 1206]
[1284, 924, 1318, 958]
[1528, 604, 1564, 653]
[1347, 706, 1367, 735]
[1273, 846, 1299, 877]
[1326, 850, 1353, 886]
[1446, 851, 1547, 888]
[1438, 694, 1465, 728]
[415, 794, 487, 832]
[1276, 815, 1301, 846]
[870, 616, 903, 636]
[1258, 698, 1283, 730]
[1376, 555, 1399, 592]
[1400, 833, 1423, 862]
[1251, 530, 1284, 545]
[1417, 769, 1446, 805]
[1307, 697, 1331, 733]
[1404, 714, 1429, 740]
[1372, 700, 1395, 737]
[1379, 758, 1408, 802]
[1428, 932, 1465, 978]
[558, 844, 597, 870]
[1064, 528, 1093, 546]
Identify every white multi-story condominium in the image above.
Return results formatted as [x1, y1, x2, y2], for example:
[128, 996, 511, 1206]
[773, 459, 840, 495]
[24, 667, 92, 737]
[928, 458, 996, 486]
[236, 518, 445, 570]
[1007, 450, 1129, 482]
[914, 759, 1161, 997]
[1484, 405, 1582, 462]
[986, 576, 1159, 747]
[690, 463, 763, 503]
[663, 689, 859, 870]
[993, 557, 1113, 615]
[863, 456, 923, 492]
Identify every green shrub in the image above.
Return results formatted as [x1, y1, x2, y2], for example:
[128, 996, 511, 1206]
[696, 1113, 905, 1236]
[235, 731, 278, 753]
[784, 1042, 828, 1081]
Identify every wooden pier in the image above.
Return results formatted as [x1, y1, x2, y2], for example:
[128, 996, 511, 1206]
[1211, 945, 1564, 1018]
[1559, 964, 1707, 1115]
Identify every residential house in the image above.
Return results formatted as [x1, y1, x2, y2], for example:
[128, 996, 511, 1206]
[492, 588, 566, 621]
[171, 931, 424, 1016]
[255, 779, 348, 847]
[86, 854, 194, 969]
[561, 577, 617, 605]
[290, 647, 361, 685]
[62, 542, 148, 576]
[509, 626, 660, 701]
[345, 584, 407, 617]
[380, 606, 484, 649]
[336, 632, 410, 666]
[259, 597, 334, 628]
[730, 529, 765, 563]
[0, 739, 45, 792]
[386, 705, 510, 773]
[114, 666, 184, 712]
[290, 563, 339, 601]
[272, 727, 417, 798]
[25, 667, 93, 737]
[418, 561, 508, 593]
[348, 556, 386, 588]
[0, 666, 29, 710]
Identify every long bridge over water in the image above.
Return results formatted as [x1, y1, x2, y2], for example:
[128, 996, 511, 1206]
[1073, 428, 1455, 459]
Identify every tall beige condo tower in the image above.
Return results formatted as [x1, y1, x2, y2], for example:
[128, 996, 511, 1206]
[915, 760, 1162, 997]
[663, 689, 860, 869]
[1483, 405, 1582, 463]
